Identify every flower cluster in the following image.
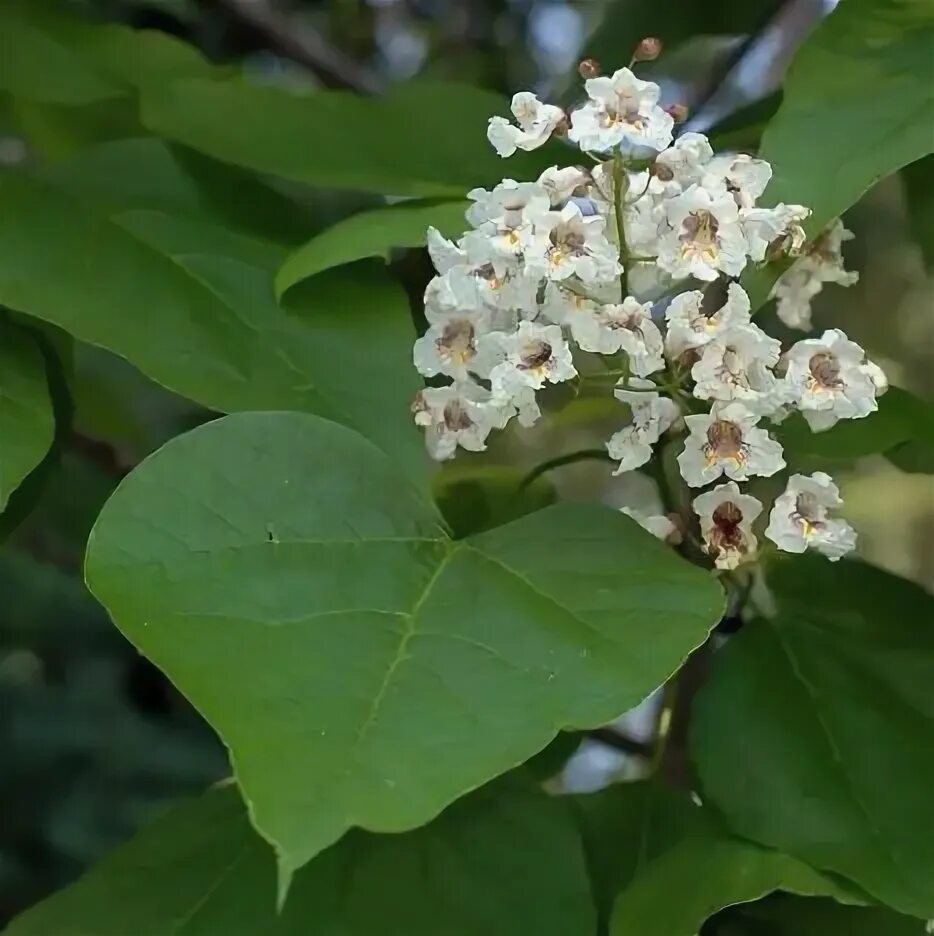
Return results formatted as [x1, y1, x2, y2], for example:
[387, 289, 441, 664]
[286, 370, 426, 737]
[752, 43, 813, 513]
[412, 53, 881, 570]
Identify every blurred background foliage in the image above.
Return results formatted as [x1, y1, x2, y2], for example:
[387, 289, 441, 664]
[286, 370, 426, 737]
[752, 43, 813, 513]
[0, 0, 930, 930]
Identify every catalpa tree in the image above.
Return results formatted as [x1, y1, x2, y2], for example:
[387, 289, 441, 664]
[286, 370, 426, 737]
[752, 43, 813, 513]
[1, 1, 932, 934]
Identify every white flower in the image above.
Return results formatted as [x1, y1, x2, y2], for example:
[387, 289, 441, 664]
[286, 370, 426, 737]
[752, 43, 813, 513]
[664, 282, 751, 358]
[620, 507, 679, 543]
[703, 153, 772, 210]
[623, 184, 666, 257]
[426, 227, 466, 273]
[691, 323, 784, 414]
[678, 401, 785, 487]
[537, 166, 592, 207]
[487, 92, 565, 157]
[782, 328, 884, 431]
[741, 203, 810, 262]
[611, 298, 666, 376]
[658, 184, 748, 281]
[543, 286, 662, 371]
[412, 382, 511, 461]
[506, 383, 543, 427]
[606, 379, 679, 474]
[487, 321, 577, 401]
[653, 132, 714, 190]
[770, 263, 825, 332]
[423, 264, 535, 320]
[463, 180, 551, 269]
[771, 219, 859, 331]
[466, 179, 550, 231]
[424, 267, 481, 319]
[765, 472, 856, 561]
[413, 303, 494, 380]
[568, 67, 674, 154]
[533, 202, 621, 284]
[693, 482, 763, 570]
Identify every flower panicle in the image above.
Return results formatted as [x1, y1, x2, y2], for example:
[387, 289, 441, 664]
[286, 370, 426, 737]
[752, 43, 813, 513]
[411, 59, 876, 569]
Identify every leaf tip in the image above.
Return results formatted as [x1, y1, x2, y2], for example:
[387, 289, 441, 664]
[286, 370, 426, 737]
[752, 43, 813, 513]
[275, 855, 296, 914]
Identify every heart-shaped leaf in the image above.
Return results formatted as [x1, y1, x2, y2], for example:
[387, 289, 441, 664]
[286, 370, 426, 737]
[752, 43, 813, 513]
[85, 411, 723, 882]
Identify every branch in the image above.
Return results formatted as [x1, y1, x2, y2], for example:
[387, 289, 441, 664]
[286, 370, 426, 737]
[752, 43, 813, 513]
[206, 0, 383, 95]
[586, 728, 655, 758]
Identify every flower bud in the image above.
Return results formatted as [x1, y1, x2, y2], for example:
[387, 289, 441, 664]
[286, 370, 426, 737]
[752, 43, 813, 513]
[578, 58, 601, 79]
[633, 37, 663, 63]
[651, 162, 674, 182]
[666, 103, 689, 123]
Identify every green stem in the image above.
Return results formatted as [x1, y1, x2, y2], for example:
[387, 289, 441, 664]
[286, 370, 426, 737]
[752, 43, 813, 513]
[517, 448, 613, 492]
[612, 151, 630, 300]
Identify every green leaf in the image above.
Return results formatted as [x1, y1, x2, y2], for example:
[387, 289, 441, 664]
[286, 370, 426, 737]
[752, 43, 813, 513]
[61, 21, 219, 91]
[739, 896, 926, 935]
[0, 11, 121, 105]
[885, 391, 934, 474]
[691, 556, 934, 918]
[610, 829, 858, 936]
[572, 781, 706, 931]
[275, 199, 469, 296]
[0, 172, 424, 478]
[745, 0, 934, 309]
[141, 77, 574, 197]
[887, 438, 934, 474]
[0, 320, 55, 512]
[5, 781, 596, 936]
[774, 386, 920, 461]
[40, 137, 314, 246]
[756, 0, 933, 278]
[85, 411, 723, 880]
[0, 3, 217, 105]
[6, 97, 142, 161]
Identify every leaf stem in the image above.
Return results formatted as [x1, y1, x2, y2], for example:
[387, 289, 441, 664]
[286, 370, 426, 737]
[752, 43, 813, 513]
[517, 448, 613, 492]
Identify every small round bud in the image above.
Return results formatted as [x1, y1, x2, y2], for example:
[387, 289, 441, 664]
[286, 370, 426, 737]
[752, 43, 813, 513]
[633, 37, 663, 63]
[578, 58, 601, 79]
[666, 103, 689, 123]
[652, 162, 674, 182]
